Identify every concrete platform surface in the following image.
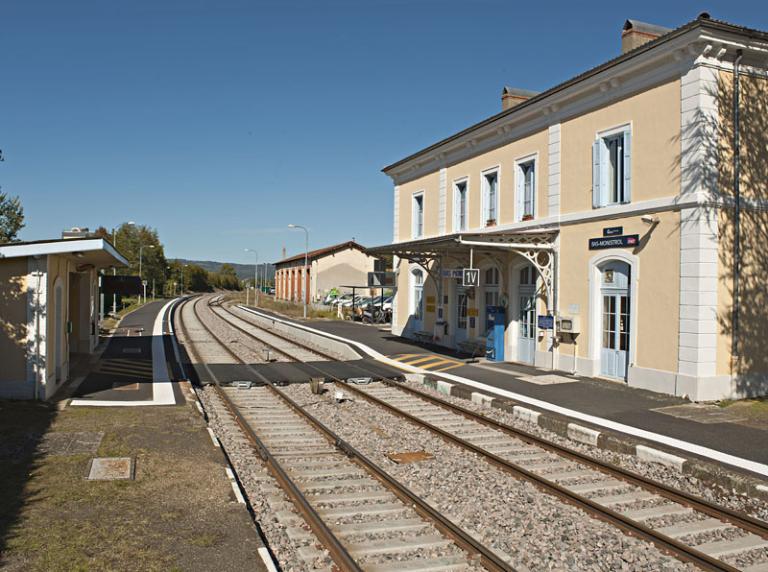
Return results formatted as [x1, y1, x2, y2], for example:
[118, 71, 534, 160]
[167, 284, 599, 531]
[64, 300, 184, 405]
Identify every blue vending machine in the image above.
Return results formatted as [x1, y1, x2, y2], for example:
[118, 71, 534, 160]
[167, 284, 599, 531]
[485, 306, 506, 361]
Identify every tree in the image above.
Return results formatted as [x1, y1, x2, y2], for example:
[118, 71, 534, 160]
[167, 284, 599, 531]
[110, 222, 169, 294]
[0, 190, 24, 243]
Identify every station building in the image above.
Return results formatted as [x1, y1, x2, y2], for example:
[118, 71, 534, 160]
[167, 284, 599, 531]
[0, 237, 127, 399]
[274, 241, 379, 303]
[370, 15, 768, 401]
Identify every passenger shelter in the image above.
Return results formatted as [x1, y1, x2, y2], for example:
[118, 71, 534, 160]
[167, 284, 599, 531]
[0, 237, 128, 399]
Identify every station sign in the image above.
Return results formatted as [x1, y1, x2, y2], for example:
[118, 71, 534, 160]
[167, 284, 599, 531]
[462, 268, 480, 287]
[441, 268, 464, 279]
[603, 226, 623, 237]
[588, 234, 640, 250]
[537, 315, 555, 330]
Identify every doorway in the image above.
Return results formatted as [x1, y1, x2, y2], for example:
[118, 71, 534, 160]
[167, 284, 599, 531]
[517, 265, 536, 364]
[599, 261, 631, 380]
[454, 284, 469, 345]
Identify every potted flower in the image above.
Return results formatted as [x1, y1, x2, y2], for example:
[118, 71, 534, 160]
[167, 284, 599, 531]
[522, 214, 534, 221]
[486, 218, 497, 227]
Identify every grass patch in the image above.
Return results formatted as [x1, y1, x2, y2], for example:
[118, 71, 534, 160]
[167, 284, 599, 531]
[227, 291, 339, 320]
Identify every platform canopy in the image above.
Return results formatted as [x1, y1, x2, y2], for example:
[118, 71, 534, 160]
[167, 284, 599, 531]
[0, 237, 129, 269]
[366, 228, 558, 298]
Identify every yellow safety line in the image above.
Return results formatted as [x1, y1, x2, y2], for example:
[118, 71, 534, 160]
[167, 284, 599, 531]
[391, 353, 423, 360]
[400, 355, 444, 366]
[420, 358, 464, 369]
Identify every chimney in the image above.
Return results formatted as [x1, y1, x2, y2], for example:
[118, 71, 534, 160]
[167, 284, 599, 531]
[501, 87, 538, 111]
[621, 19, 672, 53]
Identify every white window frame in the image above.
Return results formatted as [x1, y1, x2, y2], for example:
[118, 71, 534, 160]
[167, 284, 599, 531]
[412, 191, 425, 239]
[480, 166, 500, 227]
[593, 123, 632, 209]
[452, 177, 469, 233]
[409, 266, 425, 322]
[514, 153, 538, 222]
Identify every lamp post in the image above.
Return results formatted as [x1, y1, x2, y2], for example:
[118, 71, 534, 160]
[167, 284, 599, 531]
[111, 221, 135, 314]
[139, 244, 155, 304]
[288, 224, 309, 319]
[245, 248, 259, 306]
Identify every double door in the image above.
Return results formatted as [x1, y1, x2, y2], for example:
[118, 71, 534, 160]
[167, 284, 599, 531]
[600, 262, 631, 380]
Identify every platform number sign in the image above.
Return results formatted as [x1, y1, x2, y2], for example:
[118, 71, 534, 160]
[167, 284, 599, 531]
[462, 268, 480, 287]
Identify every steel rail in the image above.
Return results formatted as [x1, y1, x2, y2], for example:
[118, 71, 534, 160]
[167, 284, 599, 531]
[186, 295, 513, 572]
[371, 378, 768, 540]
[181, 296, 362, 572]
[334, 380, 740, 572]
[218, 297, 768, 572]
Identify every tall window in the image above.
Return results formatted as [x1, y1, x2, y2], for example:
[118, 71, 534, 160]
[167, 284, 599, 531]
[412, 193, 424, 238]
[454, 180, 467, 232]
[593, 127, 631, 208]
[516, 159, 536, 221]
[411, 269, 424, 321]
[484, 267, 500, 331]
[482, 170, 499, 226]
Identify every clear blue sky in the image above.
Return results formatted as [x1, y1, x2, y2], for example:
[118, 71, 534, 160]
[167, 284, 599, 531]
[2, 0, 766, 265]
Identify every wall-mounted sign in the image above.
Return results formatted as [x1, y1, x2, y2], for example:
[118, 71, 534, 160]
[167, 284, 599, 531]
[462, 268, 480, 287]
[467, 307, 479, 318]
[426, 305, 436, 313]
[426, 296, 436, 304]
[588, 234, 640, 250]
[441, 269, 464, 279]
[537, 315, 555, 330]
[603, 226, 624, 237]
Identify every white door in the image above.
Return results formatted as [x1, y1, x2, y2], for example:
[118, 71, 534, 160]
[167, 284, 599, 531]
[410, 269, 424, 332]
[600, 262, 630, 380]
[517, 266, 536, 364]
[454, 285, 469, 344]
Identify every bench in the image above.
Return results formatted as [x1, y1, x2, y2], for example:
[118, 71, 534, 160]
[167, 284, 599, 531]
[413, 331, 433, 343]
[458, 338, 487, 358]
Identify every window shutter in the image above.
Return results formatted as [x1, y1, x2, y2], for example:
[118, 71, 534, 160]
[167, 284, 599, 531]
[622, 130, 631, 203]
[592, 140, 602, 208]
[516, 166, 524, 221]
[530, 165, 536, 216]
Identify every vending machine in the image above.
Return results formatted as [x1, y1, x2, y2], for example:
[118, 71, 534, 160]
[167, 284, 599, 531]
[485, 306, 506, 361]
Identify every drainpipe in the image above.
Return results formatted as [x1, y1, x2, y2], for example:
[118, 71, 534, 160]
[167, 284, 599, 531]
[731, 49, 743, 361]
[33, 256, 43, 400]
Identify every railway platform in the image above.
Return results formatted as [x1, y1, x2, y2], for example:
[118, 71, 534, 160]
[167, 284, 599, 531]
[61, 299, 186, 406]
[239, 305, 768, 476]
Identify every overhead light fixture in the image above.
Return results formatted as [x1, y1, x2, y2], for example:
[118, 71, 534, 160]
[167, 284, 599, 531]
[641, 215, 659, 225]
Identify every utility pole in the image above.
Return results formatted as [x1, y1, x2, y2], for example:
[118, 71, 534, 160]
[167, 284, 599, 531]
[288, 224, 309, 319]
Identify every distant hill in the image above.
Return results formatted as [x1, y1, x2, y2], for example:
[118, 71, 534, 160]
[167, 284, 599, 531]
[173, 259, 275, 283]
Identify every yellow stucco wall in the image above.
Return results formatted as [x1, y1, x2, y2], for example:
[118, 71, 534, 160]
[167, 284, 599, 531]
[0, 259, 28, 383]
[560, 79, 681, 214]
[715, 71, 768, 381]
[557, 211, 680, 373]
[398, 171, 440, 240]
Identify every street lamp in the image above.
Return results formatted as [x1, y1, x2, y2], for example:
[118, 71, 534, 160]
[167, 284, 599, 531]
[245, 248, 259, 306]
[110, 221, 135, 314]
[288, 224, 309, 319]
[139, 244, 155, 304]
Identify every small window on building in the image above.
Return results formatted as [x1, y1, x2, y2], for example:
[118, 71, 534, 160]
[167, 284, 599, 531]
[516, 159, 536, 221]
[453, 180, 468, 232]
[482, 170, 499, 226]
[412, 193, 424, 238]
[593, 127, 631, 208]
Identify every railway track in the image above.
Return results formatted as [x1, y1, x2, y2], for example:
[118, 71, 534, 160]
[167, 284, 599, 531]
[213, 298, 768, 572]
[176, 295, 512, 572]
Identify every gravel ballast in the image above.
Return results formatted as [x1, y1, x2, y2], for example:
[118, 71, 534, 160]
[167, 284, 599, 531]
[283, 382, 698, 571]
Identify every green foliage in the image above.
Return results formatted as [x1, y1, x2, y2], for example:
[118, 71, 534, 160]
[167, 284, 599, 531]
[0, 190, 25, 243]
[111, 222, 168, 294]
